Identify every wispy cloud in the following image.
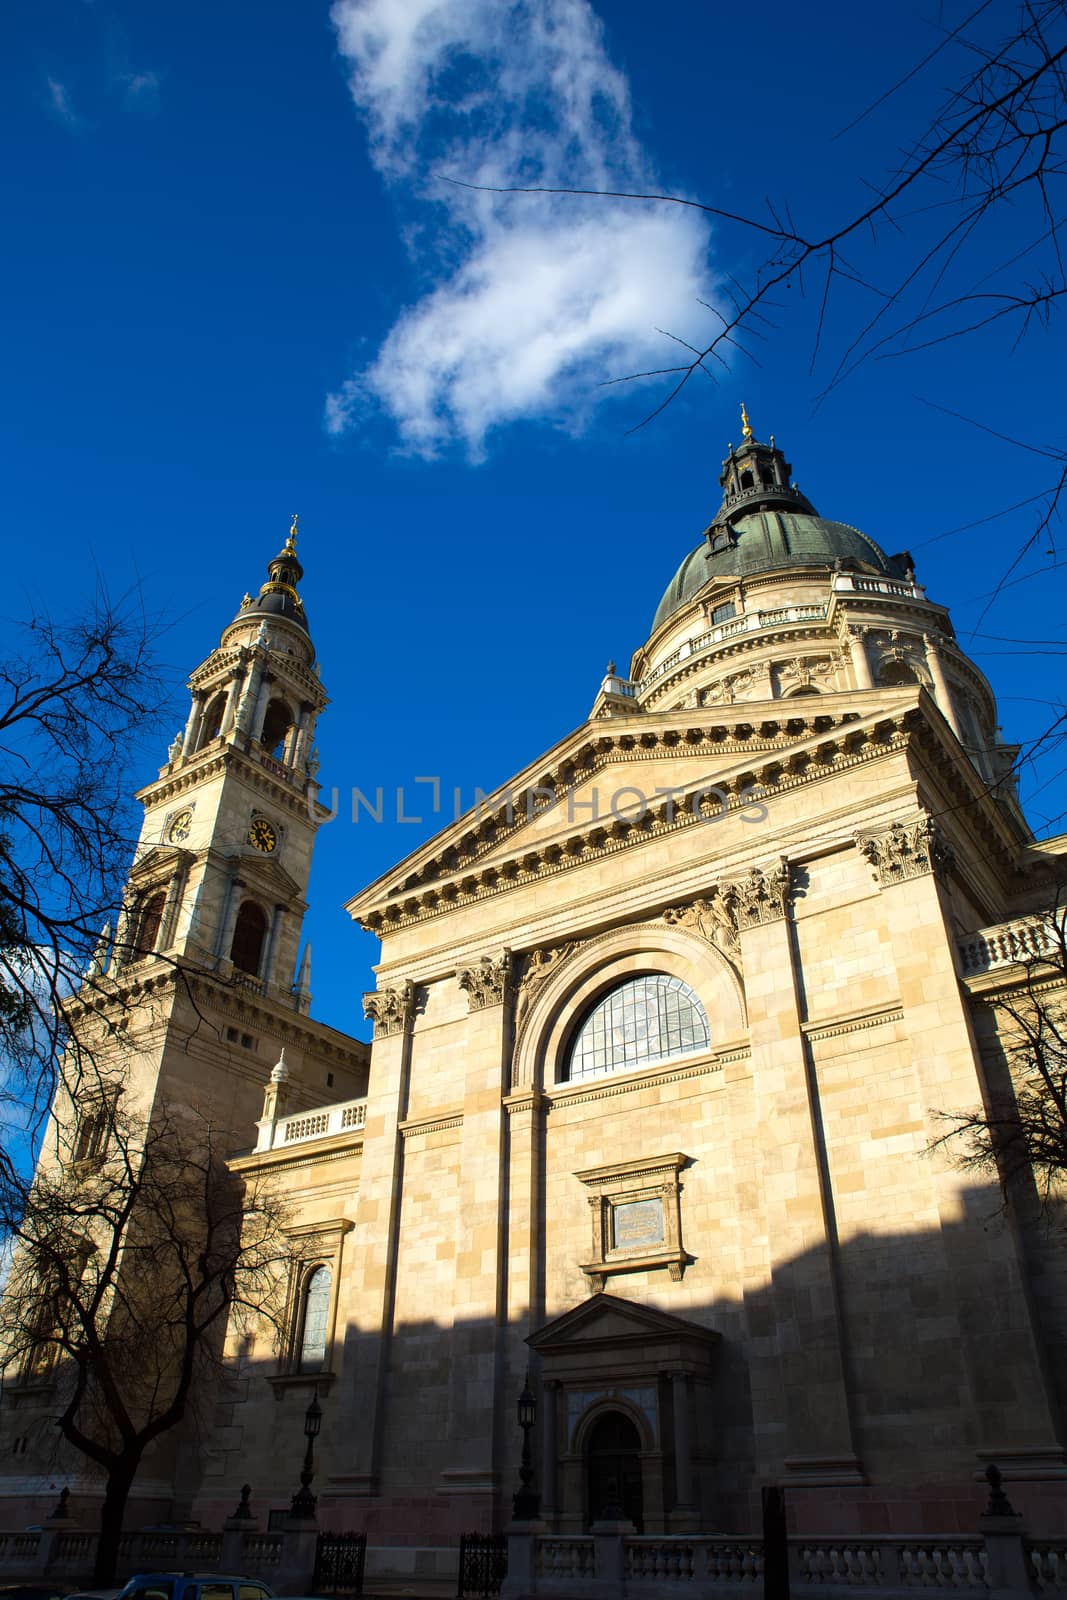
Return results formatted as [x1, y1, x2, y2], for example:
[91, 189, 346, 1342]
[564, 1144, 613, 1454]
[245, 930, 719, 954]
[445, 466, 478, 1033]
[327, 0, 714, 458]
[46, 75, 82, 130]
[120, 68, 160, 106]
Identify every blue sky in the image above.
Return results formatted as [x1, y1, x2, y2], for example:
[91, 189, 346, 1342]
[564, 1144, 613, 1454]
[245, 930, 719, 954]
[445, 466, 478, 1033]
[4, 0, 1066, 1045]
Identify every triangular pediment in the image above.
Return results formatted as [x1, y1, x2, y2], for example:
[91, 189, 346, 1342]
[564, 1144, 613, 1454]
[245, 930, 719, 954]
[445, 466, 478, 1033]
[529, 1293, 720, 1353]
[345, 689, 946, 928]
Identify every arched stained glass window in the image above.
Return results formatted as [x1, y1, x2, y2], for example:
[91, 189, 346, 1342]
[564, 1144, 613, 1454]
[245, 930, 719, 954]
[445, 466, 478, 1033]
[563, 974, 710, 1084]
[298, 1266, 331, 1373]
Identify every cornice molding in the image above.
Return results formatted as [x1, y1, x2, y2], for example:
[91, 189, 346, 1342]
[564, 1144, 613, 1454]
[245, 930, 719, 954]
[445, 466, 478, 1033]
[803, 1005, 905, 1043]
[399, 1111, 464, 1140]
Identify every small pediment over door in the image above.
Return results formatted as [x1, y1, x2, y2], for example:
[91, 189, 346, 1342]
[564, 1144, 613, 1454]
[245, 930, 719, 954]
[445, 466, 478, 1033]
[528, 1292, 720, 1384]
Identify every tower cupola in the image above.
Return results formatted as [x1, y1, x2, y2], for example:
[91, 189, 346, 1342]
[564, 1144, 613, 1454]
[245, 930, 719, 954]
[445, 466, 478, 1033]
[716, 404, 817, 525]
[234, 516, 309, 633]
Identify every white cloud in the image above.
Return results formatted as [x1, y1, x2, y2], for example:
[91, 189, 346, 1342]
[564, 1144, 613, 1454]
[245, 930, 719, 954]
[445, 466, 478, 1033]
[46, 76, 81, 130]
[327, 0, 714, 457]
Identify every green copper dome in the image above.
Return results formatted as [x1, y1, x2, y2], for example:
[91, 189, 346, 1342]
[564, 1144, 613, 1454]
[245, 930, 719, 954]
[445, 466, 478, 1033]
[652, 509, 893, 633]
[651, 421, 896, 634]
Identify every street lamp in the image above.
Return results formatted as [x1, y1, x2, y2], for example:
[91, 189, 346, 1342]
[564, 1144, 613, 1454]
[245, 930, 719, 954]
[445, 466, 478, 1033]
[512, 1371, 540, 1522]
[290, 1390, 323, 1520]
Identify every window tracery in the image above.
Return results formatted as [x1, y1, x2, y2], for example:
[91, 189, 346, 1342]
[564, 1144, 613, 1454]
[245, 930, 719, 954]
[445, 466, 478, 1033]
[563, 975, 709, 1084]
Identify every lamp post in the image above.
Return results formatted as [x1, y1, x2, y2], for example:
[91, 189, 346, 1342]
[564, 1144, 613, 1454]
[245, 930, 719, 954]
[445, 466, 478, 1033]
[512, 1371, 540, 1522]
[290, 1390, 322, 1520]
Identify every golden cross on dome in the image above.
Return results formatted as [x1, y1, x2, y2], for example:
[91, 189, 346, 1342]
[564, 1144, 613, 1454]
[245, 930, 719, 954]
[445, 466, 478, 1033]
[740, 402, 753, 441]
[286, 513, 298, 553]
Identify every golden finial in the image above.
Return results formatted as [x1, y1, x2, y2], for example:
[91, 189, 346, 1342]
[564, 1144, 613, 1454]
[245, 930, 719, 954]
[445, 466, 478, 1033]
[740, 402, 753, 442]
[285, 513, 299, 553]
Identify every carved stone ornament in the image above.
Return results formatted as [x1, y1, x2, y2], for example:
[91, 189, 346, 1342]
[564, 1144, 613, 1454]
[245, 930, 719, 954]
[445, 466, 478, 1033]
[515, 943, 579, 1030]
[774, 654, 840, 695]
[457, 950, 513, 1012]
[664, 891, 742, 967]
[723, 860, 792, 926]
[855, 815, 954, 887]
[363, 980, 416, 1038]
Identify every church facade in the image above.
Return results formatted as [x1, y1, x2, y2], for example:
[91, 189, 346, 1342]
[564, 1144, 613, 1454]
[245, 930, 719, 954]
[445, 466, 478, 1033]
[3, 422, 1067, 1550]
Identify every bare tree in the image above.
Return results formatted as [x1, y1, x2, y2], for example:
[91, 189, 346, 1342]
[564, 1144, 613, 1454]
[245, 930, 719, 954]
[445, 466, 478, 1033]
[0, 1099, 291, 1583]
[936, 903, 1067, 1205]
[0, 593, 168, 1194]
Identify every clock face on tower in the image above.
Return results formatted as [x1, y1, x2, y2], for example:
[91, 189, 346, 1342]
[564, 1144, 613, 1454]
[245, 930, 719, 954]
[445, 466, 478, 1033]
[167, 810, 193, 844]
[248, 816, 277, 853]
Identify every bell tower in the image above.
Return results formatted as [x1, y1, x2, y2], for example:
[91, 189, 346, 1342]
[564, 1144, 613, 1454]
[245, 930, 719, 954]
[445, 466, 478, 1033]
[111, 517, 330, 1009]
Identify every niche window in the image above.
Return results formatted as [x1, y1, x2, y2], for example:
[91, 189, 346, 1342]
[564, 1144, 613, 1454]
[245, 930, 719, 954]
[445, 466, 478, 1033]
[231, 901, 268, 977]
[73, 1101, 111, 1164]
[297, 1266, 332, 1373]
[563, 975, 710, 1084]
[132, 889, 166, 958]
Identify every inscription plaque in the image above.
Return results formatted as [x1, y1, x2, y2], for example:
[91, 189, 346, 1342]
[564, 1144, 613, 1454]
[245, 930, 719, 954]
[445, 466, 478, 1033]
[611, 1197, 665, 1250]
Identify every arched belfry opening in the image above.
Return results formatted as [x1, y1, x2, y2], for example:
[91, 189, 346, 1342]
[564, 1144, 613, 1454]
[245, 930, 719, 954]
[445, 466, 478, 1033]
[231, 901, 268, 977]
[260, 698, 293, 761]
[586, 1410, 644, 1531]
[198, 691, 228, 750]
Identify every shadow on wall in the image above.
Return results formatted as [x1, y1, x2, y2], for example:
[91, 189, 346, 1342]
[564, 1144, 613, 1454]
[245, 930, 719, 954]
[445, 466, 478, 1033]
[0, 1182, 1064, 1542]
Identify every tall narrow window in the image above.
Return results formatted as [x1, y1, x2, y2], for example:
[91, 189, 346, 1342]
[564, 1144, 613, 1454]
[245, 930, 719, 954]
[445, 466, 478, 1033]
[231, 902, 268, 977]
[199, 691, 228, 748]
[563, 974, 710, 1084]
[133, 889, 166, 957]
[298, 1266, 331, 1373]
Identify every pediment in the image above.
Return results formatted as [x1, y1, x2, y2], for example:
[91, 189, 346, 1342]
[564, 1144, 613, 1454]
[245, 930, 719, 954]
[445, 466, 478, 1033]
[346, 692, 931, 930]
[128, 844, 191, 885]
[528, 1293, 720, 1354]
[225, 851, 303, 902]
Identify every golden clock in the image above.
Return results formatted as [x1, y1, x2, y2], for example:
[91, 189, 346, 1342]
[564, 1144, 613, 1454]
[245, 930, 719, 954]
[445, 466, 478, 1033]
[167, 810, 193, 844]
[248, 817, 277, 853]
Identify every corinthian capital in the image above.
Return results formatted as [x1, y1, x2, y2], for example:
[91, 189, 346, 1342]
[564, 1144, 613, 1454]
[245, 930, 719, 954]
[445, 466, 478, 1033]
[363, 980, 416, 1038]
[855, 814, 953, 887]
[457, 950, 513, 1012]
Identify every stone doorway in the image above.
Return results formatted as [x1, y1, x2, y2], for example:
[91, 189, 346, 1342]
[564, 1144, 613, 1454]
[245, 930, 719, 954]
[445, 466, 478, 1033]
[527, 1291, 721, 1534]
[586, 1410, 644, 1531]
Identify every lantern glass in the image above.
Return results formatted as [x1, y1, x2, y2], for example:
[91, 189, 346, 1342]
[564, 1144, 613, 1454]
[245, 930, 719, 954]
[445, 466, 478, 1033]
[517, 1380, 536, 1430]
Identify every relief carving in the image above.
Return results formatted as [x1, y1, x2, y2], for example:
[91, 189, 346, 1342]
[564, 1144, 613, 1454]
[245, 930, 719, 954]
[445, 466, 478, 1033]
[664, 890, 742, 968]
[363, 980, 416, 1038]
[855, 815, 954, 886]
[515, 943, 579, 1031]
[773, 653, 841, 695]
[457, 950, 514, 1011]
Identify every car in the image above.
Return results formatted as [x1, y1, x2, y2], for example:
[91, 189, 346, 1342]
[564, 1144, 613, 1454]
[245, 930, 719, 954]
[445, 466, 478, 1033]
[116, 1579, 275, 1600]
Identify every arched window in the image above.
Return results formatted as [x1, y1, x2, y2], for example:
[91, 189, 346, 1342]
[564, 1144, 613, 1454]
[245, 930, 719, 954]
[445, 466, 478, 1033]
[133, 889, 166, 956]
[563, 974, 710, 1084]
[298, 1266, 331, 1373]
[878, 659, 921, 687]
[260, 699, 293, 760]
[784, 684, 821, 697]
[199, 691, 228, 749]
[231, 901, 268, 977]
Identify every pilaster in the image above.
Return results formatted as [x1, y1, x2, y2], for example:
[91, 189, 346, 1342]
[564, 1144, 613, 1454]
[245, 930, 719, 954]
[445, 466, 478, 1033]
[738, 861, 863, 1484]
[329, 982, 416, 1499]
[441, 953, 514, 1513]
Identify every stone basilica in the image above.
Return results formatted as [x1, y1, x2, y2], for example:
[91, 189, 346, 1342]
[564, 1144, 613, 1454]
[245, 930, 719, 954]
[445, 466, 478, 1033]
[4, 418, 1067, 1557]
